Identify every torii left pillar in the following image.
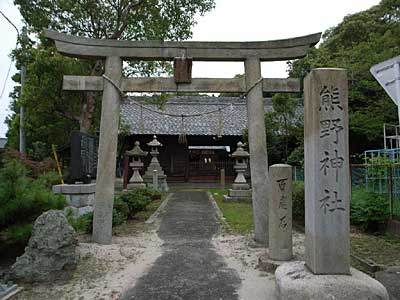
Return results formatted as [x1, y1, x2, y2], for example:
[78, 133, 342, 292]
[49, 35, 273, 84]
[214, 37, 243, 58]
[92, 56, 122, 244]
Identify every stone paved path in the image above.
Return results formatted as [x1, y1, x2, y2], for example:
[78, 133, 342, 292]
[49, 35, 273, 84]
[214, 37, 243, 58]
[122, 191, 241, 300]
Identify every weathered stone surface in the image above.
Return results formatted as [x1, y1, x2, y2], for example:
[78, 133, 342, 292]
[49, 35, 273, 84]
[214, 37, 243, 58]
[304, 68, 350, 274]
[245, 57, 269, 245]
[11, 210, 78, 282]
[45, 29, 321, 61]
[375, 267, 400, 300]
[258, 253, 298, 273]
[269, 164, 292, 261]
[275, 261, 389, 300]
[92, 56, 122, 244]
[223, 189, 252, 202]
[63, 76, 302, 93]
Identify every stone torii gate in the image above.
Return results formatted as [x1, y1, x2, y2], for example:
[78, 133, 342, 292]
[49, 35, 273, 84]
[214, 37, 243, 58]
[45, 29, 320, 244]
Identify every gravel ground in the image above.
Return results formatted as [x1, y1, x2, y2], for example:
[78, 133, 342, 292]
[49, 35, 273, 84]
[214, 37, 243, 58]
[13, 191, 276, 300]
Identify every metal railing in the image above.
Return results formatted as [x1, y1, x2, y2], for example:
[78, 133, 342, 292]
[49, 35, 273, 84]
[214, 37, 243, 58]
[292, 164, 400, 220]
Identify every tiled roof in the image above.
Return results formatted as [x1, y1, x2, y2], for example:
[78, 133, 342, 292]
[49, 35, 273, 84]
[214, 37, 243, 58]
[120, 96, 274, 136]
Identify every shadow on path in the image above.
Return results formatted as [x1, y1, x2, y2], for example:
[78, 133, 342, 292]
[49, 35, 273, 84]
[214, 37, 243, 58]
[122, 191, 241, 300]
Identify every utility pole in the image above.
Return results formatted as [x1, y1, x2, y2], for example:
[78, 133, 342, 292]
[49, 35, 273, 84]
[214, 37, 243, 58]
[19, 26, 27, 154]
[0, 11, 26, 154]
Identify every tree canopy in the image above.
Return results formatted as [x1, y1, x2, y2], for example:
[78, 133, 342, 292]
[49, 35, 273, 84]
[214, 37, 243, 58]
[7, 0, 215, 158]
[288, 0, 400, 155]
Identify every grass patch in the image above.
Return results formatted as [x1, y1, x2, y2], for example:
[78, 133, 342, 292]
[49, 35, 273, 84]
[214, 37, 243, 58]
[209, 188, 254, 235]
[350, 230, 400, 266]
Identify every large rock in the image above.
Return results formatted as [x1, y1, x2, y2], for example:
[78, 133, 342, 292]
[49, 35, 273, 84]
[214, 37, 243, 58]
[11, 210, 78, 282]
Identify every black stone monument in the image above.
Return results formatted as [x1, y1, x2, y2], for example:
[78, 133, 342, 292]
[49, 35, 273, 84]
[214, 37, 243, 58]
[70, 131, 99, 183]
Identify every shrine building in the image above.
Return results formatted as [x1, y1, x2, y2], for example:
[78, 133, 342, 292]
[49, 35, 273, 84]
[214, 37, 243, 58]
[120, 96, 273, 182]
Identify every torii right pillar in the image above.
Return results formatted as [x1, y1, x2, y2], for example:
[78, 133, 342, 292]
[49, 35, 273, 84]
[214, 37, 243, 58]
[245, 58, 269, 245]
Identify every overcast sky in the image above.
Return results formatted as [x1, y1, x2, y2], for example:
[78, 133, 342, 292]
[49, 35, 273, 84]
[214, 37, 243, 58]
[0, 0, 381, 138]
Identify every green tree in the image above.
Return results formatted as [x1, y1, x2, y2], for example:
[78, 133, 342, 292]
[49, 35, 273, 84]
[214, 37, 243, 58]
[288, 0, 400, 154]
[244, 93, 303, 165]
[7, 0, 215, 154]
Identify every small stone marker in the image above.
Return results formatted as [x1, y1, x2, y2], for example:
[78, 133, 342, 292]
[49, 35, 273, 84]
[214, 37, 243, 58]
[304, 68, 350, 274]
[153, 169, 158, 190]
[269, 164, 292, 261]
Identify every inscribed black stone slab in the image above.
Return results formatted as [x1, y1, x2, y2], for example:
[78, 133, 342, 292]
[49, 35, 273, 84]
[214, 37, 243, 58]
[70, 131, 99, 182]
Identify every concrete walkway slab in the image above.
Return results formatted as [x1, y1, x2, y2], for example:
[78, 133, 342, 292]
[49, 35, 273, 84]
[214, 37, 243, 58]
[122, 192, 241, 300]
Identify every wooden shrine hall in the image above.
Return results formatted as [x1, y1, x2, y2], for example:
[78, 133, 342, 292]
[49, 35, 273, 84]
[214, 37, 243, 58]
[121, 96, 274, 182]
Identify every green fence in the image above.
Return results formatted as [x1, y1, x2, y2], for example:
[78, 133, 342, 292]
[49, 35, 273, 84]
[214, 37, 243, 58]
[292, 164, 400, 220]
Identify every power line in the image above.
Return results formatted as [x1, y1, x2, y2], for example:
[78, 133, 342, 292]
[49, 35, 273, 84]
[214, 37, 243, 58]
[0, 10, 19, 99]
[0, 10, 19, 35]
[0, 58, 13, 99]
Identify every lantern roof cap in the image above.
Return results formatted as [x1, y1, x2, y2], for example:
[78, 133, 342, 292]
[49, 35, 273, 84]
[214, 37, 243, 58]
[147, 135, 163, 147]
[126, 141, 148, 156]
[232, 141, 249, 158]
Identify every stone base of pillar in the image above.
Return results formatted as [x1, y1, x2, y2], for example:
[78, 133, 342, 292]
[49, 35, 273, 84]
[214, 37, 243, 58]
[232, 182, 250, 190]
[223, 189, 252, 202]
[275, 261, 389, 300]
[52, 183, 95, 219]
[258, 253, 298, 273]
[127, 182, 146, 189]
[143, 176, 169, 192]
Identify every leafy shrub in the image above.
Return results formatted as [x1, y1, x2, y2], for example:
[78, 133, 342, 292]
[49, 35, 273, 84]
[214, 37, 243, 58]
[292, 181, 305, 222]
[4, 150, 56, 178]
[68, 197, 129, 234]
[118, 188, 153, 218]
[36, 170, 63, 188]
[351, 188, 389, 232]
[2, 223, 33, 244]
[0, 159, 66, 230]
[68, 211, 93, 234]
[113, 197, 129, 226]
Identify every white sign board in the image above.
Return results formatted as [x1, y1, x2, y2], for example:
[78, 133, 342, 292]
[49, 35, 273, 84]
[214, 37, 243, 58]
[370, 56, 400, 105]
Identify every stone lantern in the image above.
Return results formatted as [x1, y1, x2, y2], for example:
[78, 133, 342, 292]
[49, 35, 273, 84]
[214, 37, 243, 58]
[126, 141, 147, 189]
[143, 135, 169, 191]
[224, 142, 252, 202]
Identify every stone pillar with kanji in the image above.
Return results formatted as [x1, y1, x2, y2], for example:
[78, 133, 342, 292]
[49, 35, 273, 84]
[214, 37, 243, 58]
[274, 68, 389, 300]
[304, 68, 350, 274]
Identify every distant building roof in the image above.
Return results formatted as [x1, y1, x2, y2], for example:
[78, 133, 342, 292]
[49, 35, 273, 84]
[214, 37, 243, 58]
[0, 138, 6, 149]
[121, 96, 274, 137]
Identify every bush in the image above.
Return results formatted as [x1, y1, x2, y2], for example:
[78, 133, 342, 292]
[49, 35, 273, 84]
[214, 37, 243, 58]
[68, 197, 130, 234]
[113, 197, 129, 226]
[36, 171, 63, 189]
[68, 211, 93, 234]
[2, 223, 33, 244]
[351, 188, 389, 232]
[0, 159, 66, 230]
[292, 181, 305, 222]
[118, 188, 154, 218]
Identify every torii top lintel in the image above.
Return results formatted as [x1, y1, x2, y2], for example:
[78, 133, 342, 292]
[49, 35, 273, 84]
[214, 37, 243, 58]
[44, 29, 321, 62]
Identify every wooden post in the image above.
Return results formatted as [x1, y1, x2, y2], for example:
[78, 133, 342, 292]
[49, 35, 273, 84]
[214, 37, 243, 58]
[92, 56, 122, 244]
[220, 168, 226, 190]
[123, 154, 129, 190]
[245, 57, 269, 245]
